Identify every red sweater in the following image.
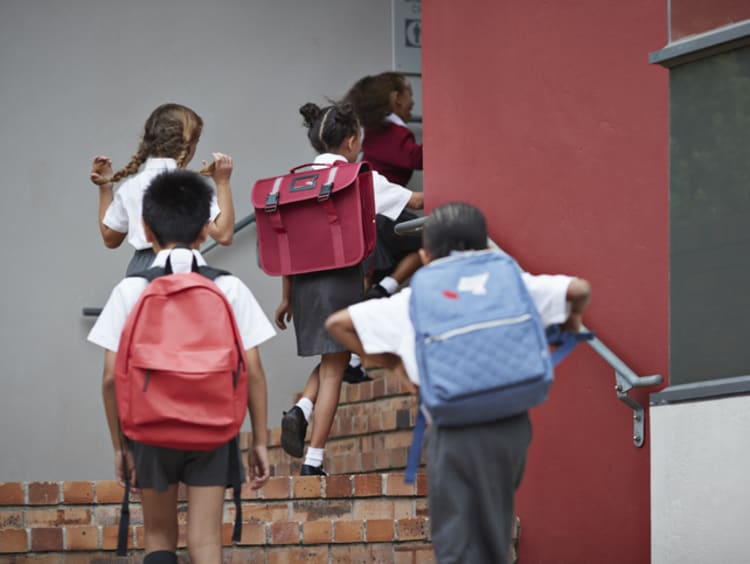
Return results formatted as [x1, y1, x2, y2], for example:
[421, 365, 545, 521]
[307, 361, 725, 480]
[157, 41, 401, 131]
[362, 123, 423, 186]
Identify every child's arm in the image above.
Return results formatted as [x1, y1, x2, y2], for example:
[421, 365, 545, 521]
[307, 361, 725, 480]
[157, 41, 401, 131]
[90, 156, 127, 249]
[101, 350, 137, 488]
[206, 152, 236, 246]
[407, 191, 424, 210]
[244, 347, 270, 489]
[326, 309, 417, 394]
[274, 276, 293, 330]
[561, 278, 592, 332]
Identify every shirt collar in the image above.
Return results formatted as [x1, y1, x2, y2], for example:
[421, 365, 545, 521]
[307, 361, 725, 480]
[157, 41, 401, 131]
[151, 248, 207, 272]
[144, 158, 178, 171]
[385, 113, 407, 127]
[313, 153, 348, 165]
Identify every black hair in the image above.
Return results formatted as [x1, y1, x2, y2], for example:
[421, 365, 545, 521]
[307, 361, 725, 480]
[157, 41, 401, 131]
[422, 202, 488, 259]
[299, 101, 360, 154]
[142, 170, 212, 246]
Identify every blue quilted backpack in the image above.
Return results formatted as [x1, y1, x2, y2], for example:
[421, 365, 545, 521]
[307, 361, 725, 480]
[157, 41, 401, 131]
[404, 249, 591, 483]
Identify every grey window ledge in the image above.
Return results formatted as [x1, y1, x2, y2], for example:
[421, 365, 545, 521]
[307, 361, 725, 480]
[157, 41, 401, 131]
[649, 19, 750, 68]
[651, 374, 750, 406]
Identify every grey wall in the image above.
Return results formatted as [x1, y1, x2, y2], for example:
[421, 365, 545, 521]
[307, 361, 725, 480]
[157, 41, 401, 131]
[0, 0, 396, 481]
[651, 395, 750, 564]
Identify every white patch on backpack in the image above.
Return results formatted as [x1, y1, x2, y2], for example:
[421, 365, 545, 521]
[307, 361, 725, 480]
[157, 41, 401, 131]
[457, 272, 489, 295]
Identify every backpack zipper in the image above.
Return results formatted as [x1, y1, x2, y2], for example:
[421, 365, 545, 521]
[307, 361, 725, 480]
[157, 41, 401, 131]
[425, 314, 532, 344]
[142, 369, 152, 392]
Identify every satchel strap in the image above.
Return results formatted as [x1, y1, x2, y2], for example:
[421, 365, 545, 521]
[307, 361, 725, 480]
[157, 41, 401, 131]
[264, 176, 284, 212]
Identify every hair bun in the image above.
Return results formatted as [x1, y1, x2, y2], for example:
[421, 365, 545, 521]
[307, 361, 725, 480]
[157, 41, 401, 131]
[299, 103, 322, 127]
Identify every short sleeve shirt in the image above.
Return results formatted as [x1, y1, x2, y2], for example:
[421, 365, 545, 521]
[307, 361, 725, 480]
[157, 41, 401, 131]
[103, 158, 221, 250]
[348, 266, 575, 385]
[87, 248, 276, 352]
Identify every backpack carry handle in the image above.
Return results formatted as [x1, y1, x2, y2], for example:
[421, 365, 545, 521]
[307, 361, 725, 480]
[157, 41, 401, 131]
[164, 246, 199, 275]
[288, 162, 333, 174]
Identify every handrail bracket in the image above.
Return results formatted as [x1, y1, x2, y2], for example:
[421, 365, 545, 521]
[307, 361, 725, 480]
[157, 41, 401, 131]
[614, 371, 646, 448]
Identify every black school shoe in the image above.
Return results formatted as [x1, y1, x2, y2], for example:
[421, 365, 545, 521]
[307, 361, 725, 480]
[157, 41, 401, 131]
[365, 283, 389, 300]
[343, 364, 372, 384]
[300, 464, 327, 476]
[280, 406, 307, 458]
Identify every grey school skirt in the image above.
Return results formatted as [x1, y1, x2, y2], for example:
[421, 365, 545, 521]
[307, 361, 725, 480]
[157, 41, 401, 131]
[291, 264, 364, 356]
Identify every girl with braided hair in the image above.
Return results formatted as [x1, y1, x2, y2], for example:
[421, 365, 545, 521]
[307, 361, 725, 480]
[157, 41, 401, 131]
[274, 101, 417, 475]
[89, 103, 235, 274]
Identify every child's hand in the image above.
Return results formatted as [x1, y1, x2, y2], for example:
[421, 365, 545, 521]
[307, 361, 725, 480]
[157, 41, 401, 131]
[90, 155, 113, 187]
[247, 445, 270, 490]
[560, 312, 584, 333]
[275, 299, 293, 330]
[114, 449, 138, 492]
[392, 361, 418, 395]
[201, 152, 233, 184]
[407, 191, 424, 210]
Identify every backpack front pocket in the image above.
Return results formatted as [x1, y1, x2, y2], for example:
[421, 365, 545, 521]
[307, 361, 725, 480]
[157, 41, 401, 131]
[128, 345, 237, 428]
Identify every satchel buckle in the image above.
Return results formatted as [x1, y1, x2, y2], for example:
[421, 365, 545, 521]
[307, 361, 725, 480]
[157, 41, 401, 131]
[265, 193, 279, 213]
[317, 183, 333, 202]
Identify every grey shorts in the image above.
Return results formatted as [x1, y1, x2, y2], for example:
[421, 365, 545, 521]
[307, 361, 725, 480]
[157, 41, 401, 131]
[427, 413, 532, 564]
[132, 438, 244, 492]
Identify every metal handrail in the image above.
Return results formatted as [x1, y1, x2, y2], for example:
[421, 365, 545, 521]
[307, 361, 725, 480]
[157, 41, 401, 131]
[81, 212, 257, 317]
[392, 214, 664, 447]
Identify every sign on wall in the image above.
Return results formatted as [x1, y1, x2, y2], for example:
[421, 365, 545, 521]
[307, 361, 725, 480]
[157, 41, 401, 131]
[392, 0, 422, 74]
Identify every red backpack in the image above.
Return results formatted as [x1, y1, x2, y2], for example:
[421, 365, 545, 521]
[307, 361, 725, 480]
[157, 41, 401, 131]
[114, 256, 248, 451]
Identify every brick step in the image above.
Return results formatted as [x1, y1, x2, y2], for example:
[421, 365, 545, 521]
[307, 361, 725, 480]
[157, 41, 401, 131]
[0, 473, 436, 563]
[242, 368, 423, 476]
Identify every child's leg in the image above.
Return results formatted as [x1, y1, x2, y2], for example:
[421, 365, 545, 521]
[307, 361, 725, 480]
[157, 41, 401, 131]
[368, 251, 422, 298]
[186, 485, 226, 564]
[281, 365, 319, 458]
[140, 485, 179, 556]
[388, 251, 422, 287]
[301, 365, 320, 400]
[302, 351, 349, 472]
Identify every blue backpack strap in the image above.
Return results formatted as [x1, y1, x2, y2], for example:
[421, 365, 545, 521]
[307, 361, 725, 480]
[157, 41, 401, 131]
[546, 325, 594, 366]
[404, 407, 426, 484]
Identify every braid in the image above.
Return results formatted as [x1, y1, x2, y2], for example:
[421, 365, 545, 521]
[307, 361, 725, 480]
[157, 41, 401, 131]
[103, 104, 203, 184]
[175, 141, 192, 168]
[109, 145, 148, 184]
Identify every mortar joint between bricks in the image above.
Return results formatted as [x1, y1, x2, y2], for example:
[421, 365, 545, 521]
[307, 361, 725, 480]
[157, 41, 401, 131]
[23, 482, 28, 505]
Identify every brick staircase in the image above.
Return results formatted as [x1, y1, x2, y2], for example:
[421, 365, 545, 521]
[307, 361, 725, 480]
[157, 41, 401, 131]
[0, 370, 521, 562]
[0, 370, 438, 563]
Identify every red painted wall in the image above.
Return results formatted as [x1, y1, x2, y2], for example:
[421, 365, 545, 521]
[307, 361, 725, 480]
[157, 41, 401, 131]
[422, 2, 669, 562]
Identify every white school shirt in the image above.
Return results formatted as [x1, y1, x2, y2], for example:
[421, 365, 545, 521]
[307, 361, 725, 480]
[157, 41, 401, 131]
[348, 267, 575, 385]
[384, 112, 408, 127]
[102, 158, 221, 250]
[313, 153, 412, 220]
[87, 248, 276, 352]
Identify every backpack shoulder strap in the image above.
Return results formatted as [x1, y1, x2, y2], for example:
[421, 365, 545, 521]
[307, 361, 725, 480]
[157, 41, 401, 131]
[127, 265, 167, 282]
[197, 265, 231, 281]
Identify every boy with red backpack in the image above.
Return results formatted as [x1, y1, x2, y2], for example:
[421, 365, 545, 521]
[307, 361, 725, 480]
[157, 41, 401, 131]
[88, 169, 275, 564]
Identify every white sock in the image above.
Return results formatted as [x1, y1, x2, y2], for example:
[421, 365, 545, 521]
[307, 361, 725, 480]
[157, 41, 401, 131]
[349, 354, 361, 368]
[295, 397, 314, 423]
[379, 276, 399, 294]
[304, 447, 325, 468]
